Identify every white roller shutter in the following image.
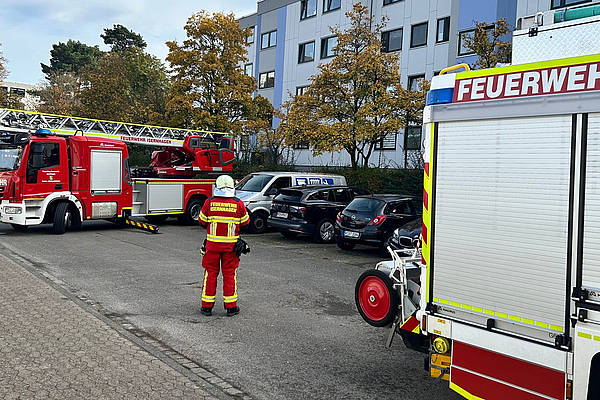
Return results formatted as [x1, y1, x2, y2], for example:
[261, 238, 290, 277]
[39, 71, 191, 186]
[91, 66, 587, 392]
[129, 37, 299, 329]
[432, 115, 572, 335]
[583, 114, 600, 289]
[90, 150, 122, 193]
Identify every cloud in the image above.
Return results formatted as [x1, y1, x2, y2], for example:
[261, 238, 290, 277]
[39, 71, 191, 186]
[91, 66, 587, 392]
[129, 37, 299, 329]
[0, 0, 256, 84]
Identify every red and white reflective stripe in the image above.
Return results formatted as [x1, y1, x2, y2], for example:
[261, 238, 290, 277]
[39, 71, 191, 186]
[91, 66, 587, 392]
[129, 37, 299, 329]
[450, 341, 565, 400]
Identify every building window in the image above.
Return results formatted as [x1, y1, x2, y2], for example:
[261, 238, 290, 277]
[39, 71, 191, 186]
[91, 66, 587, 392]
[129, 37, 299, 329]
[244, 63, 253, 76]
[381, 28, 402, 53]
[259, 71, 275, 89]
[323, 0, 341, 12]
[246, 27, 255, 44]
[383, 0, 402, 5]
[261, 30, 277, 50]
[436, 17, 450, 43]
[300, 0, 317, 20]
[296, 86, 309, 96]
[410, 22, 428, 48]
[298, 41, 315, 63]
[551, 0, 590, 8]
[294, 141, 310, 150]
[458, 29, 475, 56]
[320, 36, 337, 59]
[375, 133, 397, 150]
[10, 88, 26, 97]
[408, 74, 425, 91]
[405, 126, 422, 150]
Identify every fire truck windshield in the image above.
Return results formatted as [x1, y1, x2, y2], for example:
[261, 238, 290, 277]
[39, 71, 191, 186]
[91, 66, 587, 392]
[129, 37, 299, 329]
[0, 147, 24, 171]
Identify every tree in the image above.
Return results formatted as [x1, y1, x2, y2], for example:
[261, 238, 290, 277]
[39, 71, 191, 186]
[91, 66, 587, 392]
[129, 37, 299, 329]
[40, 40, 103, 79]
[280, 3, 404, 169]
[0, 45, 23, 109]
[396, 79, 429, 168]
[101, 24, 147, 52]
[462, 19, 512, 69]
[77, 49, 170, 124]
[166, 11, 256, 133]
[32, 72, 81, 115]
[244, 96, 294, 167]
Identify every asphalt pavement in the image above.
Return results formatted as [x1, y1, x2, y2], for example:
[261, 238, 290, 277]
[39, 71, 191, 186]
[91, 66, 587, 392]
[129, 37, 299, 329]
[0, 220, 460, 400]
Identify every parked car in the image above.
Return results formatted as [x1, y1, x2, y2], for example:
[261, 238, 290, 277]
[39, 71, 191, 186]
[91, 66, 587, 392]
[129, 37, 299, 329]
[335, 194, 421, 255]
[385, 218, 422, 255]
[235, 172, 346, 233]
[268, 185, 370, 243]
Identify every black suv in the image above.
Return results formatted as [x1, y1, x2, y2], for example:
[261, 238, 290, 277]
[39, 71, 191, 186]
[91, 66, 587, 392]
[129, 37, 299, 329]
[268, 185, 370, 243]
[335, 194, 421, 254]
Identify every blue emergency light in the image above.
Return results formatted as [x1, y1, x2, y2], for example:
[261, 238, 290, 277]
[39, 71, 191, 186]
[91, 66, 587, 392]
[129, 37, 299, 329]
[426, 88, 454, 106]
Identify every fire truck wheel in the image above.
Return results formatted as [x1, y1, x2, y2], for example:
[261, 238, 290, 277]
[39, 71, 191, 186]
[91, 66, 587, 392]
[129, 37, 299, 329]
[10, 224, 28, 232]
[249, 212, 268, 234]
[183, 198, 205, 225]
[69, 204, 82, 231]
[355, 269, 399, 327]
[52, 202, 72, 235]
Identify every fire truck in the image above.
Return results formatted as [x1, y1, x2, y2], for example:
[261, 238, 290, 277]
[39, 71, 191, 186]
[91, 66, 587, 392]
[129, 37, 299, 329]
[355, 5, 600, 400]
[0, 109, 235, 233]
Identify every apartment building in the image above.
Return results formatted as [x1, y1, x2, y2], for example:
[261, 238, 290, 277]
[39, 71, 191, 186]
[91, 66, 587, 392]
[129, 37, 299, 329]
[238, 0, 590, 168]
[0, 81, 39, 110]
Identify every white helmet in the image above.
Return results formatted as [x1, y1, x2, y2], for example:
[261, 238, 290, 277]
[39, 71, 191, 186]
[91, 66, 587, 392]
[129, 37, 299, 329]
[214, 175, 235, 197]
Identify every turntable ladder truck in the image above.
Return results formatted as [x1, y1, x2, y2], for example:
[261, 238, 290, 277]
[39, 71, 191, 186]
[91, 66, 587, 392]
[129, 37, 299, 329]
[0, 109, 234, 233]
[354, 5, 600, 400]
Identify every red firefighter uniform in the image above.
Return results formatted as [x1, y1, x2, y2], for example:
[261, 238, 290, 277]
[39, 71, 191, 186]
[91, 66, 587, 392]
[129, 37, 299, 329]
[198, 196, 249, 309]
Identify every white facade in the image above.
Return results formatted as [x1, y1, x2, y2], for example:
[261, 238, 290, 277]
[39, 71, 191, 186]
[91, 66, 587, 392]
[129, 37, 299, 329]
[0, 81, 39, 110]
[238, 0, 597, 168]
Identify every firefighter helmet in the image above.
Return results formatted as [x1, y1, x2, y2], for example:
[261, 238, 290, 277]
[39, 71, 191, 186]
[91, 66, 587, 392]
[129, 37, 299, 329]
[214, 175, 235, 197]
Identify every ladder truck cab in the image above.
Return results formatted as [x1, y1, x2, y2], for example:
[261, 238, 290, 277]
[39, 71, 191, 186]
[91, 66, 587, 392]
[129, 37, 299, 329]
[0, 110, 229, 233]
[355, 5, 600, 400]
[0, 129, 132, 233]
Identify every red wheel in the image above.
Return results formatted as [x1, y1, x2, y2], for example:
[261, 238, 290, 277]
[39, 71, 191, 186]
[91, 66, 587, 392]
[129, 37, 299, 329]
[355, 269, 399, 327]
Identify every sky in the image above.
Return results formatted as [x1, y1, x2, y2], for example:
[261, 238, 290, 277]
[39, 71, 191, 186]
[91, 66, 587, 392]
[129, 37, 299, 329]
[0, 0, 256, 85]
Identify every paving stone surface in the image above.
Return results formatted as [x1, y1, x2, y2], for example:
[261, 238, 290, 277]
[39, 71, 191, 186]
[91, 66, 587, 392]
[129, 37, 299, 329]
[0, 253, 217, 399]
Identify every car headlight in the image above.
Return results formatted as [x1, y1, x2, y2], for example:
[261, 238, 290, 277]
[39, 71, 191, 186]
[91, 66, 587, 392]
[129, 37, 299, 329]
[4, 206, 22, 214]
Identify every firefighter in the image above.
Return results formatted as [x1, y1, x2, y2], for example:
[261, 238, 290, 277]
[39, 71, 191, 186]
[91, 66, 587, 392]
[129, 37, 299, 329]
[198, 175, 249, 316]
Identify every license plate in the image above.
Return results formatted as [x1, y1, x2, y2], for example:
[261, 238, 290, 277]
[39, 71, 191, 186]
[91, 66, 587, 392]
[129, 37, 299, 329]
[276, 212, 288, 219]
[343, 230, 360, 238]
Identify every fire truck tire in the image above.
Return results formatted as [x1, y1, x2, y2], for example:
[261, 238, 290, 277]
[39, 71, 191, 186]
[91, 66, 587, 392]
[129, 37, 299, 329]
[183, 198, 205, 225]
[249, 212, 268, 234]
[355, 269, 399, 327]
[10, 224, 28, 232]
[69, 204, 82, 231]
[52, 202, 72, 235]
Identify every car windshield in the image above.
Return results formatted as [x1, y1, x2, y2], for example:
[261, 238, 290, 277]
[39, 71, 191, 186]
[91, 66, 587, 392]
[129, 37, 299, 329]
[236, 174, 274, 192]
[0, 147, 24, 171]
[344, 198, 384, 216]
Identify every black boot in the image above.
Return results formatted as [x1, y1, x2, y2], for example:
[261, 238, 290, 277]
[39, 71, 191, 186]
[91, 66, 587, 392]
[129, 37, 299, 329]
[226, 306, 240, 317]
[200, 307, 212, 316]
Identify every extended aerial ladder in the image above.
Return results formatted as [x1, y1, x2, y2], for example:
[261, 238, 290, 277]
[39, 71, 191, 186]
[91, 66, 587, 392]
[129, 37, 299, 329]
[0, 108, 235, 177]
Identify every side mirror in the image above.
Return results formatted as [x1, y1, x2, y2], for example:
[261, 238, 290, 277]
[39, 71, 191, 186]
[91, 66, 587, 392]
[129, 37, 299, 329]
[265, 188, 278, 197]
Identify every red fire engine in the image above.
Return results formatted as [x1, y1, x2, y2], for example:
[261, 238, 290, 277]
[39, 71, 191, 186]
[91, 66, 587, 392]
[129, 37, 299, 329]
[0, 109, 234, 234]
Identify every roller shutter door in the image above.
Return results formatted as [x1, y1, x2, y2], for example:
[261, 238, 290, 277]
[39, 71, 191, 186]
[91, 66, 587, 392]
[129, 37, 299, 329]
[432, 115, 572, 336]
[583, 113, 600, 289]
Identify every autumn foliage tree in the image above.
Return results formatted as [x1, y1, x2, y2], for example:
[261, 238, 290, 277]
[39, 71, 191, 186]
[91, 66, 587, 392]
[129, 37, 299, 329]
[0, 44, 23, 109]
[165, 12, 257, 133]
[462, 18, 512, 69]
[36, 26, 169, 125]
[280, 4, 404, 169]
[78, 49, 169, 124]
